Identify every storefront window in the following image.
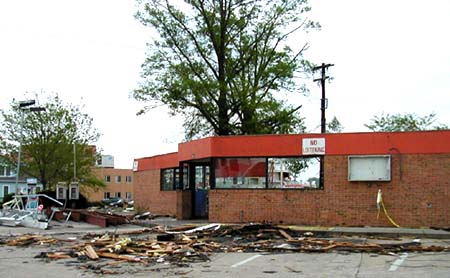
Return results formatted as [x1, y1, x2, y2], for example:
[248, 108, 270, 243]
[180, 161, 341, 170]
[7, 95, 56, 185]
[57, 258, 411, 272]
[268, 157, 321, 189]
[161, 168, 176, 191]
[215, 158, 266, 189]
[182, 163, 189, 190]
[175, 167, 180, 189]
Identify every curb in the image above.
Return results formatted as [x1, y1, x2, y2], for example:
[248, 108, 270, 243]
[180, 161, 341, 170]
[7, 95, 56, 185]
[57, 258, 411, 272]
[292, 229, 450, 239]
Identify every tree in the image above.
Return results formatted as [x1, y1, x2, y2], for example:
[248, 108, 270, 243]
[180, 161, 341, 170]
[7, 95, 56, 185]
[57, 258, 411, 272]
[327, 116, 343, 133]
[365, 112, 448, 132]
[133, 0, 319, 139]
[0, 93, 103, 190]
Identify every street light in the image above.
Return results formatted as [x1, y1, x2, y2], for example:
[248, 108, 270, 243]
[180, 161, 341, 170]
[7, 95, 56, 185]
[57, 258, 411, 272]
[15, 100, 46, 190]
[18, 100, 35, 108]
[28, 107, 46, 112]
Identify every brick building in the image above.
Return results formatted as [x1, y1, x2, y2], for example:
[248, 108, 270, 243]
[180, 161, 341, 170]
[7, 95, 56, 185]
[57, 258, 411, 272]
[133, 131, 450, 228]
[83, 155, 134, 202]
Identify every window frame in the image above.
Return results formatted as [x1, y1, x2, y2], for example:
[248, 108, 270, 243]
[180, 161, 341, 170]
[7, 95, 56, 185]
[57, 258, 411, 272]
[125, 175, 132, 183]
[267, 156, 322, 189]
[213, 157, 268, 189]
[160, 167, 178, 191]
[0, 165, 13, 177]
[3, 185, 9, 196]
[104, 175, 111, 183]
[125, 192, 132, 199]
[115, 175, 122, 183]
[212, 156, 324, 190]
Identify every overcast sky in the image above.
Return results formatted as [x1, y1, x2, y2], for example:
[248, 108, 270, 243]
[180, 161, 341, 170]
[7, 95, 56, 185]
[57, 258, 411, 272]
[1, 0, 449, 169]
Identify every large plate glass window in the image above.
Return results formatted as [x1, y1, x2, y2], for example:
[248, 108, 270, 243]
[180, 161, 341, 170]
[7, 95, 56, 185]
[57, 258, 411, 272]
[214, 158, 266, 189]
[268, 157, 321, 189]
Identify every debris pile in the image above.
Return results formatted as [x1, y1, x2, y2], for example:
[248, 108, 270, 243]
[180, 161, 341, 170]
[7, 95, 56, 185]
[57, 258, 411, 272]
[51, 209, 130, 228]
[1, 223, 449, 274]
[0, 194, 64, 229]
[2, 234, 58, 247]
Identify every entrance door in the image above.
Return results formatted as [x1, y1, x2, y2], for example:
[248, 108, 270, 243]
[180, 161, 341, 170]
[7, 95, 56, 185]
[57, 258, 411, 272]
[192, 164, 210, 218]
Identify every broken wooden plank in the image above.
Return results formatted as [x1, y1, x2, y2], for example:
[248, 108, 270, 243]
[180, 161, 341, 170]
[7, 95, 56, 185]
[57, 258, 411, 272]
[84, 245, 99, 260]
[97, 251, 142, 262]
[165, 224, 198, 232]
[46, 252, 72, 260]
[278, 229, 293, 241]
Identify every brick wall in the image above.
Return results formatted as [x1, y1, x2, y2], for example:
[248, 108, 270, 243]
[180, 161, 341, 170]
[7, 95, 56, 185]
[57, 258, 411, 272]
[134, 169, 177, 216]
[176, 191, 193, 220]
[83, 168, 134, 202]
[209, 154, 450, 228]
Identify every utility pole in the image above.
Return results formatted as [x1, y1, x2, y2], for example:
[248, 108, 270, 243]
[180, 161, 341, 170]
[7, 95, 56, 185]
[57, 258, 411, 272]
[313, 63, 333, 189]
[73, 143, 77, 181]
[15, 100, 46, 187]
[313, 63, 334, 133]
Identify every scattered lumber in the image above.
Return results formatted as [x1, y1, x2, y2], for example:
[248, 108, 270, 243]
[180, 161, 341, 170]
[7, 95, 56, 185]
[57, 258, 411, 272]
[2, 223, 450, 272]
[5, 235, 56, 246]
[85, 245, 99, 260]
[279, 229, 293, 241]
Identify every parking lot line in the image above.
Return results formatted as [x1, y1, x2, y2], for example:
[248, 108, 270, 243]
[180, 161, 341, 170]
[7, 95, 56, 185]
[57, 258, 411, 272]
[389, 253, 408, 271]
[231, 254, 262, 268]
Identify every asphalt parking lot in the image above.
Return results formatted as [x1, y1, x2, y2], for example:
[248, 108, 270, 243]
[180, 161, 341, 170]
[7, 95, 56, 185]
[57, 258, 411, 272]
[0, 220, 449, 277]
[1, 242, 450, 277]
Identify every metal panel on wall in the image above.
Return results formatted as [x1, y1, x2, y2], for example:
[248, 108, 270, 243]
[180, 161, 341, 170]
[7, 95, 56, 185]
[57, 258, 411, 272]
[348, 155, 391, 181]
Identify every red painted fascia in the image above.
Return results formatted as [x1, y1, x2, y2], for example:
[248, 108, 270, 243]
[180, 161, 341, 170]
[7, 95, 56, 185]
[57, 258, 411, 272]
[137, 130, 450, 171]
[135, 152, 178, 171]
[179, 130, 450, 160]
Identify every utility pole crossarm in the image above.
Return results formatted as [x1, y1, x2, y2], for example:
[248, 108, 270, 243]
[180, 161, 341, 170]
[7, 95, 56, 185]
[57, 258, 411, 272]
[312, 63, 334, 73]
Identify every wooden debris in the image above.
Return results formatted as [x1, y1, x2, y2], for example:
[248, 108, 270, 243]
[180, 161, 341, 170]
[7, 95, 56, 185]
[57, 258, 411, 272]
[3, 223, 450, 274]
[97, 251, 141, 262]
[85, 245, 99, 260]
[278, 229, 293, 241]
[165, 224, 198, 232]
[6, 235, 56, 246]
[46, 252, 72, 259]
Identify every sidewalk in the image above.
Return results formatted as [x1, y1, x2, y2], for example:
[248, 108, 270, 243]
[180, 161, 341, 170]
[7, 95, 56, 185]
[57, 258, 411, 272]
[286, 225, 450, 239]
[1, 217, 449, 239]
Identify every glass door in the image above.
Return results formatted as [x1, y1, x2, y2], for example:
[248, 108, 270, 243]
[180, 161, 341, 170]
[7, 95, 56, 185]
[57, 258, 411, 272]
[192, 164, 210, 218]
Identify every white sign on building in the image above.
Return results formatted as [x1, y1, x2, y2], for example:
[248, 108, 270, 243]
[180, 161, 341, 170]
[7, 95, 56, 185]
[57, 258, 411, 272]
[97, 155, 114, 168]
[302, 138, 326, 155]
[56, 182, 67, 199]
[26, 178, 37, 185]
[69, 182, 79, 200]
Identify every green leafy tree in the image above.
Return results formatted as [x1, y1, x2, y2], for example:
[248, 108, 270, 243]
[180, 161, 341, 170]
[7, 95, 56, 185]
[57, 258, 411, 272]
[365, 112, 448, 132]
[327, 116, 343, 132]
[0, 93, 104, 190]
[133, 0, 319, 139]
